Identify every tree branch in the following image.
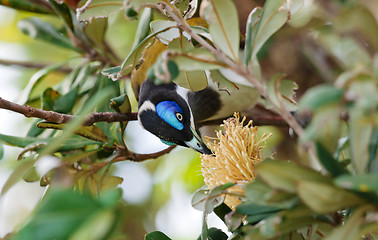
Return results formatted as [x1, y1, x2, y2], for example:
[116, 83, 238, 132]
[0, 97, 137, 125]
[117, 145, 177, 162]
[0, 59, 72, 73]
[92, 145, 177, 169]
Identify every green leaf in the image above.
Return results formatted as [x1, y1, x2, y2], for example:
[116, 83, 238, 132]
[83, 17, 108, 50]
[22, 166, 40, 182]
[120, 28, 171, 77]
[61, 149, 101, 164]
[174, 48, 220, 71]
[224, 211, 244, 231]
[38, 87, 114, 156]
[42, 87, 60, 110]
[77, 0, 123, 21]
[132, 7, 152, 48]
[244, 179, 272, 202]
[110, 94, 132, 113]
[266, 74, 298, 112]
[152, 58, 180, 82]
[0, 133, 100, 151]
[192, 185, 226, 213]
[245, 212, 276, 224]
[102, 66, 122, 81]
[167, 37, 217, 91]
[246, 1, 289, 63]
[256, 159, 331, 193]
[54, 88, 78, 113]
[299, 85, 344, 111]
[335, 174, 378, 193]
[0, 0, 53, 13]
[368, 128, 378, 172]
[200, 228, 228, 240]
[260, 212, 319, 238]
[18, 17, 80, 52]
[297, 181, 364, 213]
[13, 189, 120, 240]
[1, 156, 37, 195]
[69, 209, 116, 240]
[126, 0, 161, 11]
[245, 7, 262, 65]
[0, 142, 4, 161]
[21, 61, 69, 104]
[150, 20, 184, 45]
[126, 7, 138, 19]
[37, 122, 108, 142]
[315, 142, 348, 177]
[145, 231, 172, 240]
[323, 206, 372, 240]
[27, 120, 45, 137]
[236, 203, 283, 216]
[201, 0, 239, 61]
[48, 0, 74, 31]
[176, 70, 207, 90]
[318, 34, 371, 70]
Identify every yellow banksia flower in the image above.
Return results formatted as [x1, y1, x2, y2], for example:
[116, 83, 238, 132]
[201, 113, 272, 210]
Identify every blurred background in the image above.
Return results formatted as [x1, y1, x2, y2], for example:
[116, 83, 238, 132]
[0, 6, 227, 239]
[0, 0, 377, 239]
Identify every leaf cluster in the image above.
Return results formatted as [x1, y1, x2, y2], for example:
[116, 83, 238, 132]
[0, 0, 377, 239]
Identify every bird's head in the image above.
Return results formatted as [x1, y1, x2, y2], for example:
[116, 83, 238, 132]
[138, 80, 211, 154]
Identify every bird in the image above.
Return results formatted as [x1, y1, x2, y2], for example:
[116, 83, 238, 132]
[137, 71, 259, 154]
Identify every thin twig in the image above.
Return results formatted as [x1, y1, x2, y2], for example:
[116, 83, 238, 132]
[0, 59, 72, 73]
[92, 145, 177, 168]
[0, 97, 138, 125]
[118, 145, 177, 162]
[160, 3, 305, 138]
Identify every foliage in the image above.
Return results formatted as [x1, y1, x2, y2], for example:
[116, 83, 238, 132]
[0, 0, 377, 239]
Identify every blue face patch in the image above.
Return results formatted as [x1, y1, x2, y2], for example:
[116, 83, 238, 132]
[156, 101, 184, 130]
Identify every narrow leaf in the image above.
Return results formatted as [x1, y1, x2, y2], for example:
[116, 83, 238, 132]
[83, 17, 108, 49]
[145, 231, 172, 240]
[18, 17, 80, 51]
[1, 156, 37, 195]
[132, 7, 152, 48]
[256, 159, 331, 193]
[299, 85, 344, 111]
[37, 122, 108, 142]
[0, 0, 53, 14]
[335, 174, 378, 193]
[267, 74, 298, 112]
[0, 142, 3, 160]
[247, 0, 289, 62]
[202, 0, 239, 61]
[245, 7, 262, 65]
[61, 149, 101, 164]
[0, 133, 100, 151]
[315, 142, 349, 177]
[297, 181, 363, 213]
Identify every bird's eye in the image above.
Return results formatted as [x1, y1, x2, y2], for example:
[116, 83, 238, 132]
[175, 112, 183, 122]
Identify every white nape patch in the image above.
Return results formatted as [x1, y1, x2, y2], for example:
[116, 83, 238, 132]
[175, 85, 196, 129]
[175, 85, 190, 101]
[138, 100, 155, 115]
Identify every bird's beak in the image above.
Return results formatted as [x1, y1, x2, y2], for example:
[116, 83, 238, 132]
[185, 127, 212, 154]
